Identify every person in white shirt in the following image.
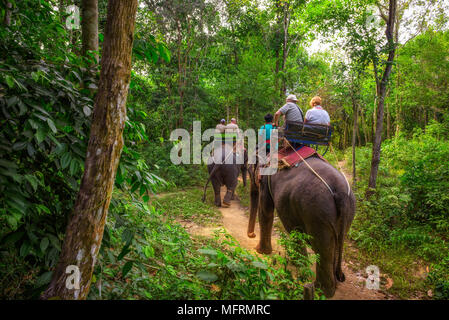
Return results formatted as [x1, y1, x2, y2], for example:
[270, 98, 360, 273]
[305, 96, 330, 126]
[215, 119, 227, 133]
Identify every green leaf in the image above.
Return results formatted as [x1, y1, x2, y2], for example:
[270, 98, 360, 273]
[20, 241, 32, 257]
[196, 270, 218, 282]
[0, 159, 18, 169]
[143, 246, 154, 258]
[35, 271, 53, 287]
[7, 96, 19, 108]
[47, 118, 57, 133]
[47, 234, 61, 251]
[5, 75, 14, 88]
[36, 127, 47, 144]
[69, 159, 78, 176]
[198, 248, 217, 256]
[25, 174, 39, 191]
[2, 231, 25, 246]
[12, 141, 28, 151]
[31, 72, 40, 82]
[40, 237, 49, 253]
[37, 204, 51, 214]
[139, 184, 146, 196]
[60, 152, 71, 169]
[226, 261, 245, 272]
[121, 229, 134, 246]
[122, 261, 133, 278]
[117, 245, 130, 261]
[131, 181, 140, 193]
[251, 261, 268, 270]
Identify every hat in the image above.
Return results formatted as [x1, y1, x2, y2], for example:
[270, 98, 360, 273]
[220, 119, 226, 123]
[286, 94, 298, 101]
[231, 118, 237, 122]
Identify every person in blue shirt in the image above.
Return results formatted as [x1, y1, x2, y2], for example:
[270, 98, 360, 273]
[258, 113, 276, 155]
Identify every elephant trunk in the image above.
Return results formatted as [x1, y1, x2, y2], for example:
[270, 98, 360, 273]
[247, 203, 257, 238]
[247, 165, 258, 238]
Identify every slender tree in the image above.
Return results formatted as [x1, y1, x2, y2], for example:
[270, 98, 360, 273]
[4, 1, 12, 26]
[41, 0, 138, 300]
[81, 0, 99, 64]
[367, 0, 397, 192]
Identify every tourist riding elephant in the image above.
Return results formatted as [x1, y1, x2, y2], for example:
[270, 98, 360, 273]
[247, 156, 356, 298]
[202, 144, 247, 207]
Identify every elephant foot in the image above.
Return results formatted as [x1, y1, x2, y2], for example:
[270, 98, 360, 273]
[231, 194, 235, 200]
[256, 242, 272, 255]
[247, 232, 256, 238]
[222, 201, 231, 208]
[315, 280, 336, 298]
[336, 270, 345, 282]
[223, 190, 233, 205]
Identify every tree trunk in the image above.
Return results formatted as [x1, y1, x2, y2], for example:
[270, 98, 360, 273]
[280, 3, 289, 98]
[176, 21, 184, 127]
[360, 108, 368, 145]
[352, 100, 358, 187]
[4, 1, 12, 26]
[81, 0, 99, 64]
[41, 0, 138, 300]
[386, 103, 391, 139]
[367, 0, 397, 192]
[372, 95, 377, 143]
[395, 58, 401, 136]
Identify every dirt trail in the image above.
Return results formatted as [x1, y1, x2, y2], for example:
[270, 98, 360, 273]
[181, 184, 388, 300]
[176, 158, 391, 299]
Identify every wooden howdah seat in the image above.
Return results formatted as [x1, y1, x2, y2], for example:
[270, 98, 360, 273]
[280, 120, 333, 146]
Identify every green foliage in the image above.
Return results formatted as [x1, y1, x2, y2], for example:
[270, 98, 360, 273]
[195, 231, 309, 300]
[152, 188, 221, 225]
[88, 191, 316, 300]
[0, 0, 166, 298]
[89, 193, 211, 300]
[278, 230, 318, 282]
[346, 123, 449, 299]
[142, 141, 209, 191]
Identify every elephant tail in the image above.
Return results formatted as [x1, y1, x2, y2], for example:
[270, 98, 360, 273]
[333, 191, 355, 283]
[202, 164, 219, 203]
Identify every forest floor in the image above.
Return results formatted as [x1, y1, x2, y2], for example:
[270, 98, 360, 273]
[152, 156, 415, 300]
[182, 189, 391, 300]
[173, 160, 396, 300]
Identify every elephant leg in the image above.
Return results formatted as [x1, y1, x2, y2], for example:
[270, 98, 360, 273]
[211, 179, 222, 207]
[223, 189, 233, 207]
[256, 179, 274, 254]
[223, 168, 238, 206]
[312, 231, 337, 298]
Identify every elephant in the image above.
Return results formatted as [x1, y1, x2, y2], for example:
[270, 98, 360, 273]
[202, 144, 247, 207]
[247, 156, 356, 298]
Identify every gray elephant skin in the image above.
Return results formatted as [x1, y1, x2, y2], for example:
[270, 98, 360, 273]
[202, 145, 247, 207]
[247, 156, 356, 298]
